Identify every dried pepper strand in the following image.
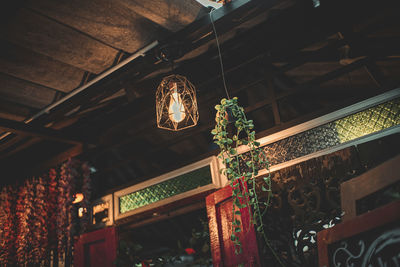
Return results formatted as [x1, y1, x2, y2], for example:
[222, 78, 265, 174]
[46, 168, 58, 265]
[32, 177, 48, 264]
[0, 186, 17, 266]
[57, 159, 75, 261]
[16, 180, 35, 265]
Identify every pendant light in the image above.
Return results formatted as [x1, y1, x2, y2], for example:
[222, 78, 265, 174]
[156, 74, 199, 131]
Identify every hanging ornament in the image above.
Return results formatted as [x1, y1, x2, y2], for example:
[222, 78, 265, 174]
[156, 74, 199, 131]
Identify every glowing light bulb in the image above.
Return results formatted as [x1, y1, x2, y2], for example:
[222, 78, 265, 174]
[168, 82, 186, 123]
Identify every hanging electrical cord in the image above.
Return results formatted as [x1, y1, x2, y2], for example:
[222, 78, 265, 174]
[210, 8, 231, 100]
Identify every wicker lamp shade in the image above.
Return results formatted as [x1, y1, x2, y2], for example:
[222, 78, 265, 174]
[156, 74, 199, 131]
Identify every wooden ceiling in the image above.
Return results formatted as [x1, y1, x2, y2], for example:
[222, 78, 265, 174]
[0, 0, 399, 198]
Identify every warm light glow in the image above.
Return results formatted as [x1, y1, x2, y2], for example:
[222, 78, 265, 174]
[72, 193, 84, 204]
[78, 207, 87, 218]
[168, 82, 186, 123]
[156, 74, 198, 131]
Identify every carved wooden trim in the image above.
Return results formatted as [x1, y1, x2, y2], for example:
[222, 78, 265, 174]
[317, 200, 400, 267]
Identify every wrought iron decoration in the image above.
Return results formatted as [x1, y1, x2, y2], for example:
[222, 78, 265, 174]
[156, 74, 199, 131]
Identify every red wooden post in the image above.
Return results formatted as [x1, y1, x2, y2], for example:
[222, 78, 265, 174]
[206, 184, 261, 267]
[74, 227, 118, 267]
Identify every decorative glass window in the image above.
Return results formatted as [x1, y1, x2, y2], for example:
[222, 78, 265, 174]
[114, 156, 224, 220]
[237, 89, 400, 174]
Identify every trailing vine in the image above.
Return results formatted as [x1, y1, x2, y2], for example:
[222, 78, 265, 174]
[211, 97, 283, 265]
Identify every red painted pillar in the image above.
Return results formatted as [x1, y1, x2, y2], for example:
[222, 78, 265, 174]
[74, 227, 118, 267]
[206, 185, 261, 267]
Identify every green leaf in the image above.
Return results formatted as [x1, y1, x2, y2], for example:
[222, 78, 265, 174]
[262, 185, 268, 191]
[235, 227, 241, 233]
[234, 210, 242, 216]
[230, 234, 237, 241]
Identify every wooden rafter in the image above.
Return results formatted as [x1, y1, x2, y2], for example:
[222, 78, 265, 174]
[0, 117, 84, 145]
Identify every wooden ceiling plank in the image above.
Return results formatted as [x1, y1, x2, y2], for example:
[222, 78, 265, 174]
[0, 98, 34, 121]
[1, 8, 118, 74]
[0, 117, 84, 145]
[115, 0, 207, 32]
[10, 0, 297, 134]
[0, 73, 56, 109]
[26, 0, 167, 53]
[0, 41, 85, 93]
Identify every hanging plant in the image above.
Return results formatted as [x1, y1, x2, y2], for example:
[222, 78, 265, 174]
[211, 97, 283, 265]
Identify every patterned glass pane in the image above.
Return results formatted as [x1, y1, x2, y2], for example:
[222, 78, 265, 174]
[119, 166, 212, 214]
[335, 99, 400, 143]
[240, 98, 400, 169]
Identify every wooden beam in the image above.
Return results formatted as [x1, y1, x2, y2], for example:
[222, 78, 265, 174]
[0, 117, 84, 145]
